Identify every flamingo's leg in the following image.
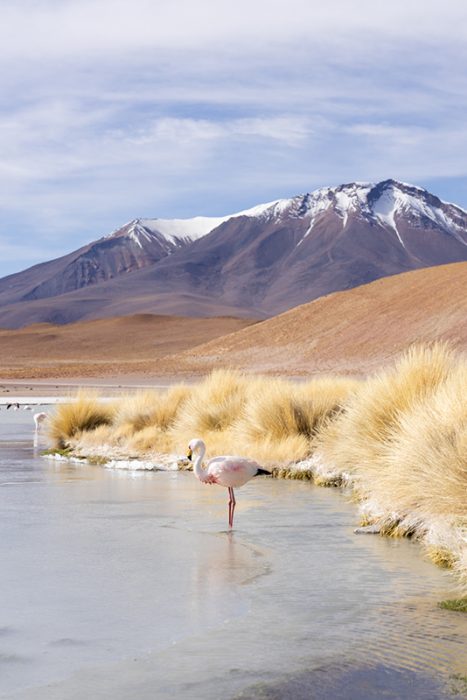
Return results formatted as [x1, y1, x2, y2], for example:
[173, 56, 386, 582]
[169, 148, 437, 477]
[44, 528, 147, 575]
[228, 487, 233, 527]
[228, 487, 236, 528]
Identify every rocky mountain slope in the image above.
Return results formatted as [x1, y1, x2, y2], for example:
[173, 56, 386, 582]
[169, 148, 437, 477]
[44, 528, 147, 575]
[0, 180, 466, 327]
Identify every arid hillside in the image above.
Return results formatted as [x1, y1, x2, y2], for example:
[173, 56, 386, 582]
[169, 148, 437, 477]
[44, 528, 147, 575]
[0, 314, 256, 379]
[1, 261, 466, 382]
[156, 261, 467, 376]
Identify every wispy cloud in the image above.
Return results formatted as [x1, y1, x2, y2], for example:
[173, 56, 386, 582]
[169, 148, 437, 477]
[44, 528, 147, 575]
[0, 0, 467, 275]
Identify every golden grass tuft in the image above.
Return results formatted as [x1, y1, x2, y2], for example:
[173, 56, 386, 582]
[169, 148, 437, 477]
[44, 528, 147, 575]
[271, 465, 314, 480]
[171, 369, 250, 451]
[234, 375, 359, 463]
[126, 424, 178, 456]
[73, 423, 114, 449]
[48, 391, 115, 449]
[238, 433, 312, 466]
[315, 343, 457, 492]
[237, 379, 307, 443]
[152, 385, 190, 429]
[427, 546, 456, 569]
[112, 385, 189, 436]
[377, 364, 467, 521]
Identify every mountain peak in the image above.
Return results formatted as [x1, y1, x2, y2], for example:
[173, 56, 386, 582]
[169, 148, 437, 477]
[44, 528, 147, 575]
[103, 179, 467, 250]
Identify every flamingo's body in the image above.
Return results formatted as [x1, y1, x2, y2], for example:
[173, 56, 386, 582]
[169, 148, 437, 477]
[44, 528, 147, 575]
[187, 438, 269, 528]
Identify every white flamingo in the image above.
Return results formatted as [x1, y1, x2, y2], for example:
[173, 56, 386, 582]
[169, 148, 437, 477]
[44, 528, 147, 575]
[33, 412, 48, 431]
[187, 438, 270, 528]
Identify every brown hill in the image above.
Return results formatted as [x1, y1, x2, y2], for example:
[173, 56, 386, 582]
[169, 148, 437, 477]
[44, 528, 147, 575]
[0, 314, 256, 379]
[155, 261, 467, 377]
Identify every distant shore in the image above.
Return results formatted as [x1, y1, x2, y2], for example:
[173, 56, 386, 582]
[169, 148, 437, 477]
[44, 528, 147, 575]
[0, 376, 183, 400]
[0, 373, 312, 400]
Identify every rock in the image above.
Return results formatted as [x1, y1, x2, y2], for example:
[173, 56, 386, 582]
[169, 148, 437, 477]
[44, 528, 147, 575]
[354, 524, 381, 535]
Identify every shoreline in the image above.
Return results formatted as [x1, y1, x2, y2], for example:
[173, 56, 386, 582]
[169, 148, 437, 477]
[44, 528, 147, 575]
[0, 376, 190, 399]
[0, 373, 313, 399]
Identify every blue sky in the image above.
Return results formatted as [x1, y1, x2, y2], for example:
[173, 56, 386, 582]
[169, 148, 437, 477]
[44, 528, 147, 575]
[1, 0, 467, 277]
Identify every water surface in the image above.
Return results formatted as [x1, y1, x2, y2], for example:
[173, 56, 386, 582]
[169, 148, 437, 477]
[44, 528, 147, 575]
[1, 410, 466, 699]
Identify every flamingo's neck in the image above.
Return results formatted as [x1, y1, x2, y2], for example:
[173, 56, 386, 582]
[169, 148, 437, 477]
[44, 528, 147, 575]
[193, 442, 207, 482]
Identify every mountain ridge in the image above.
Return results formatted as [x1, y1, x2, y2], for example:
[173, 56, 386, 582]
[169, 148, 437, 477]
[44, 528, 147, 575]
[1, 179, 467, 328]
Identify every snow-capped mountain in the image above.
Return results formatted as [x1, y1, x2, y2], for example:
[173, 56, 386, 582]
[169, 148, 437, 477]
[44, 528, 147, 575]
[0, 201, 288, 307]
[0, 179, 466, 327]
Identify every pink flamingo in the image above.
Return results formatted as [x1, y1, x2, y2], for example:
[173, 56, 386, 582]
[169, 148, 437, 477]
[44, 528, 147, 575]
[187, 438, 270, 528]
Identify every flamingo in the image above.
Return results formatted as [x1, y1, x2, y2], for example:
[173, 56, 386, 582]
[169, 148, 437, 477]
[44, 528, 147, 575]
[187, 438, 270, 528]
[33, 412, 48, 431]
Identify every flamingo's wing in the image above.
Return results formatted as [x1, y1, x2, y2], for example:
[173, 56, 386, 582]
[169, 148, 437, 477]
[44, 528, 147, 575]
[206, 456, 260, 487]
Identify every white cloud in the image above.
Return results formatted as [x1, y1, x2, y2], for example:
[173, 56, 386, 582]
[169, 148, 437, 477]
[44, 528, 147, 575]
[1, 0, 467, 59]
[1, 0, 467, 276]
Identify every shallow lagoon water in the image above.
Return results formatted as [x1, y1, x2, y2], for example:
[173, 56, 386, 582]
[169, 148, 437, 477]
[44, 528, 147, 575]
[1, 410, 467, 699]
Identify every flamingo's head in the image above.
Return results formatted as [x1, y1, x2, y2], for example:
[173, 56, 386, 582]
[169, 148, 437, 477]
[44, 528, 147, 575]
[187, 438, 204, 461]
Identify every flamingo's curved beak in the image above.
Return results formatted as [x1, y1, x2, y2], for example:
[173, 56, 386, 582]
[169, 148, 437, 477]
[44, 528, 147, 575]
[186, 447, 192, 461]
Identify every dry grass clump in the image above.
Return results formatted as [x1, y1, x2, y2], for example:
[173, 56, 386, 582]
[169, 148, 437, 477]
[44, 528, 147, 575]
[234, 376, 359, 464]
[240, 433, 312, 466]
[71, 423, 122, 458]
[373, 364, 467, 522]
[315, 343, 457, 489]
[271, 463, 315, 481]
[310, 343, 467, 585]
[52, 370, 358, 466]
[237, 379, 307, 443]
[49, 391, 115, 449]
[125, 424, 177, 456]
[112, 391, 162, 439]
[170, 369, 251, 456]
[151, 385, 190, 429]
[126, 385, 190, 457]
[112, 386, 189, 438]
[426, 546, 456, 569]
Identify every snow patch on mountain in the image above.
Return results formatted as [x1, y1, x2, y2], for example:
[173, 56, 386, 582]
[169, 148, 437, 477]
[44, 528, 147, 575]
[140, 216, 229, 243]
[371, 189, 407, 249]
[239, 198, 294, 220]
[126, 221, 158, 249]
[298, 183, 372, 243]
[108, 180, 467, 255]
[107, 200, 288, 248]
[370, 182, 467, 248]
[147, 199, 296, 238]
